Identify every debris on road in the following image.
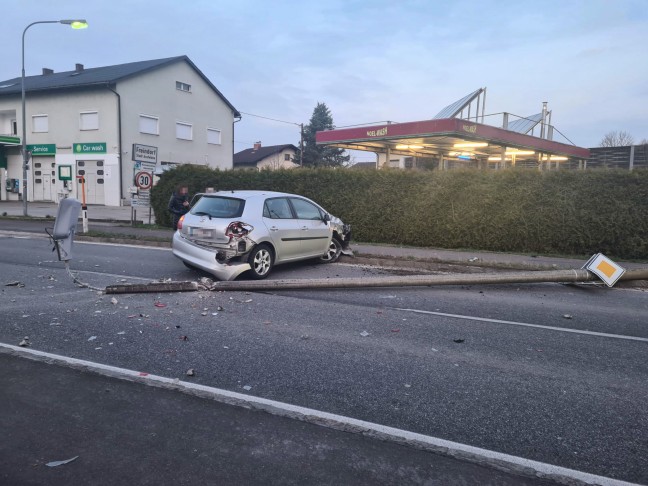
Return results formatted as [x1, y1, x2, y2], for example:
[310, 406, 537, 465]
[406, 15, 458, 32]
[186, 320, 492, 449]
[18, 337, 30, 347]
[46, 456, 79, 468]
[5, 281, 25, 287]
[186, 368, 195, 377]
[563, 314, 573, 319]
[179, 335, 189, 341]
[154, 302, 167, 308]
[391, 329, 400, 333]
[453, 339, 465, 343]
[243, 385, 252, 391]
[88, 336, 97, 342]
[360, 331, 370, 337]
[110, 297, 118, 305]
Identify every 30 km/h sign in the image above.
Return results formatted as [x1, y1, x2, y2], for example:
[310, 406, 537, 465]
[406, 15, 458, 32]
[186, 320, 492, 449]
[134, 171, 153, 190]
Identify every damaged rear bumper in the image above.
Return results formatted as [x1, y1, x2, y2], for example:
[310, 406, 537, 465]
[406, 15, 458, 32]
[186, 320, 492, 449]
[172, 232, 251, 281]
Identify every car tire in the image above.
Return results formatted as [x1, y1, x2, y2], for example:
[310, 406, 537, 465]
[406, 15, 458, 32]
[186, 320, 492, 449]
[247, 244, 274, 279]
[320, 237, 342, 264]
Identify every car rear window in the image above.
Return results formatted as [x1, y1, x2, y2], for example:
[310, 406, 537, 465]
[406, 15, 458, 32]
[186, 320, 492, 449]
[190, 196, 245, 218]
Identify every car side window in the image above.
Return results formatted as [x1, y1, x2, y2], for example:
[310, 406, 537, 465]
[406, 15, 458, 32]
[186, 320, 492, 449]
[290, 198, 322, 220]
[264, 198, 294, 219]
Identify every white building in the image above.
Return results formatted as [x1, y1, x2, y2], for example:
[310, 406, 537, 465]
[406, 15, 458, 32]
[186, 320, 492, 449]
[0, 56, 240, 206]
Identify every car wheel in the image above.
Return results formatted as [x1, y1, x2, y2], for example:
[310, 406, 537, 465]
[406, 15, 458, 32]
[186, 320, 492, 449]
[247, 244, 274, 279]
[320, 237, 342, 263]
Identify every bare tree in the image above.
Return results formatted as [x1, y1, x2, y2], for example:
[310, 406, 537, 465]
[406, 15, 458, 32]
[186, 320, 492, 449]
[599, 130, 635, 147]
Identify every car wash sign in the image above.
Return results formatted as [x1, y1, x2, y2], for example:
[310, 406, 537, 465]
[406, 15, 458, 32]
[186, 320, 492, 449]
[74, 142, 106, 154]
[132, 144, 158, 164]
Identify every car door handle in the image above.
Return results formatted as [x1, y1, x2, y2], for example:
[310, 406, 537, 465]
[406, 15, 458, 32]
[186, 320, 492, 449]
[269, 226, 279, 232]
[301, 226, 308, 231]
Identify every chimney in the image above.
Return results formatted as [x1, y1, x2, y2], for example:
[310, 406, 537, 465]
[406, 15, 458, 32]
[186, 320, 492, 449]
[253, 141, 262, 150]
[42, 68, 54, 75]
[75, 63, 84, 72]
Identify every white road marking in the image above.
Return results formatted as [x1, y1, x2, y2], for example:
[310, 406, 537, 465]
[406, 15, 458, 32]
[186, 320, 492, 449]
[77, 240, 171, 251]
[0, 231, 170, 250]
[0, 343, 640, 486]
[394, 308, 648, 343]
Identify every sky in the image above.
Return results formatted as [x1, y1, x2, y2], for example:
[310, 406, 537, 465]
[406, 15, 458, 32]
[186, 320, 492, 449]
[3, 0, 647, 162]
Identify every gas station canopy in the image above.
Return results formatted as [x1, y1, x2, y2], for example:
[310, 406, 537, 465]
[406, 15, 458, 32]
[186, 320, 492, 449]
[316, 117, 589, 166]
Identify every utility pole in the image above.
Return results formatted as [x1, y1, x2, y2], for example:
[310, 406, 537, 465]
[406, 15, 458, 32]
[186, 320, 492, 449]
[300, 123, 304, 167]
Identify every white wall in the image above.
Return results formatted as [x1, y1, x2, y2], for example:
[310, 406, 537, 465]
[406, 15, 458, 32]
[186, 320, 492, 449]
[0, 88, 119, 203]
[117, 60, 236, 198]
[257, 148, 298, 170]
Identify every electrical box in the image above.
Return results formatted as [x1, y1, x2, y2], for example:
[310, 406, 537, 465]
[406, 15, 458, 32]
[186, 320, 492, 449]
[52, 198, 82, 261]
[6, 178, 20, 193]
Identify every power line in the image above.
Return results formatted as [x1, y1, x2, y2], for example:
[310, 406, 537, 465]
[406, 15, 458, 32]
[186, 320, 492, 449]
[239, 111, 301, 127]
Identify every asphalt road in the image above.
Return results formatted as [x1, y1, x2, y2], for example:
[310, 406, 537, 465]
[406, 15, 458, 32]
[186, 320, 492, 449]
[2, 234, 647, 483]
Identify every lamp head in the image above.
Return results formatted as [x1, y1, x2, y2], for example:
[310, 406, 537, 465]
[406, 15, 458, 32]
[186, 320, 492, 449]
[59, 19, 88, 29]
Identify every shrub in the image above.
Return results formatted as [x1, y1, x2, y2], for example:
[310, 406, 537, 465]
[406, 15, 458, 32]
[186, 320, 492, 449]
[150, 166, 648, 259]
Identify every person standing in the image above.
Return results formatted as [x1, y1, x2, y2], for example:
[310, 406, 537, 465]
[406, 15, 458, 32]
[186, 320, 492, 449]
[168, 184, 190, 230]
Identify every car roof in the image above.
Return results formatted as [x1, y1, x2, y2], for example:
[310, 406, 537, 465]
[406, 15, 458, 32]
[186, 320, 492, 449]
[197, 190, 302, 200]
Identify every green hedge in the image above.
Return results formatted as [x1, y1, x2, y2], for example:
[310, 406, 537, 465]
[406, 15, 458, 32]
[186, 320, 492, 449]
[150, 166, 648, 259]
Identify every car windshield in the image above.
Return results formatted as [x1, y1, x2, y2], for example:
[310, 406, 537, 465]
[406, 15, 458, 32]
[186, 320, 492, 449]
[190, 196, 245, 219]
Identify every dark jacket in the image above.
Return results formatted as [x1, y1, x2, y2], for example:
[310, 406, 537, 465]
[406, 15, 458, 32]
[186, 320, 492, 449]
[168, 192, 189, 228]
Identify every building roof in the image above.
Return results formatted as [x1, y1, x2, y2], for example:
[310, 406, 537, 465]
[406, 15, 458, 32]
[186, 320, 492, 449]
[0, 55, 240, 116]
[234, 144, 297, 166]
[350, 161, 377, 169]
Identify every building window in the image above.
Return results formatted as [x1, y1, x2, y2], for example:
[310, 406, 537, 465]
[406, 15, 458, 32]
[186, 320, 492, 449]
[32, 115, 48, 133]
[176, 81, 191, 92]
[139, 114, 159, 135]
[284, 153, 291, 161]
[80, 111, 99, 131]
[11, 119, 17, 135]
[207, 128, 221, 145]
[176, 122, 192, 141]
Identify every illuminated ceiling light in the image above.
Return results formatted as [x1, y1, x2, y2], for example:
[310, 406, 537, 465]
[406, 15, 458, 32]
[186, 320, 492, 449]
[453, 142, 488, 148]
[505, 150, 535, 156]
[545, 155, 568, 161]
[395, 144, 424, 150]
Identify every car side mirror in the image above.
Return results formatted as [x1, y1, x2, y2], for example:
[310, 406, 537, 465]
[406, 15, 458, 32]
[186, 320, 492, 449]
[322, 213, 331, 223]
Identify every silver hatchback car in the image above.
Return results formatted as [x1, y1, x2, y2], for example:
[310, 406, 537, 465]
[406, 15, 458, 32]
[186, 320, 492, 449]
[172, 190, 352, 280]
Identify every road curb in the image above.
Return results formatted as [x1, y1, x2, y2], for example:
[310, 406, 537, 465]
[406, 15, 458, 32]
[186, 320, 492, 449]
[0, 343, 640, 486]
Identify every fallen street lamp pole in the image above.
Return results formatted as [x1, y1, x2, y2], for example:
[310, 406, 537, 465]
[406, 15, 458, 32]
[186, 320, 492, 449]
[104, 267, 648, 295]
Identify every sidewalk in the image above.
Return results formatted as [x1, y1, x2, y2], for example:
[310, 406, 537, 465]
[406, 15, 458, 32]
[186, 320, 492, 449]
[0, 349, 558, 486]
[0, 200, 148, 223]
[1, 200, 646, 271]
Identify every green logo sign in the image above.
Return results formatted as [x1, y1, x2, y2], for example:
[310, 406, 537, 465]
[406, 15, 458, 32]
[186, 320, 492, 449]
[27, 144, 56, 156]
[74, 142, 107, 154]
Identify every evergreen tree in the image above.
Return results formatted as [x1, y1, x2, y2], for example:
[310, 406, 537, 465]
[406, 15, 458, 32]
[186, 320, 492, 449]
[298, 102, 350, 167]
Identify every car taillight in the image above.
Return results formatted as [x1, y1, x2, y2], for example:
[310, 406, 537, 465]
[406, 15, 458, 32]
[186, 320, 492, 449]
[225, 221, 253, 238]
[177, 215, 185, 230]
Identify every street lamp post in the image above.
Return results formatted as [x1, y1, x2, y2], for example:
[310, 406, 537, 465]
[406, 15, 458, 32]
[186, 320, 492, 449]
[21, 19, 88, 216]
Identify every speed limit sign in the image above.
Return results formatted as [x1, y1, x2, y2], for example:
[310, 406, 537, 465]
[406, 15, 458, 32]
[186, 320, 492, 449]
[134, 171, 153, 190]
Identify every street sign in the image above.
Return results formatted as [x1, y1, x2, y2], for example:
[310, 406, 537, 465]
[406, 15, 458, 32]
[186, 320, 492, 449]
[583, 253, 626, 287]
[132, 144, 158, 163]
[134, 171, 153, 190]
